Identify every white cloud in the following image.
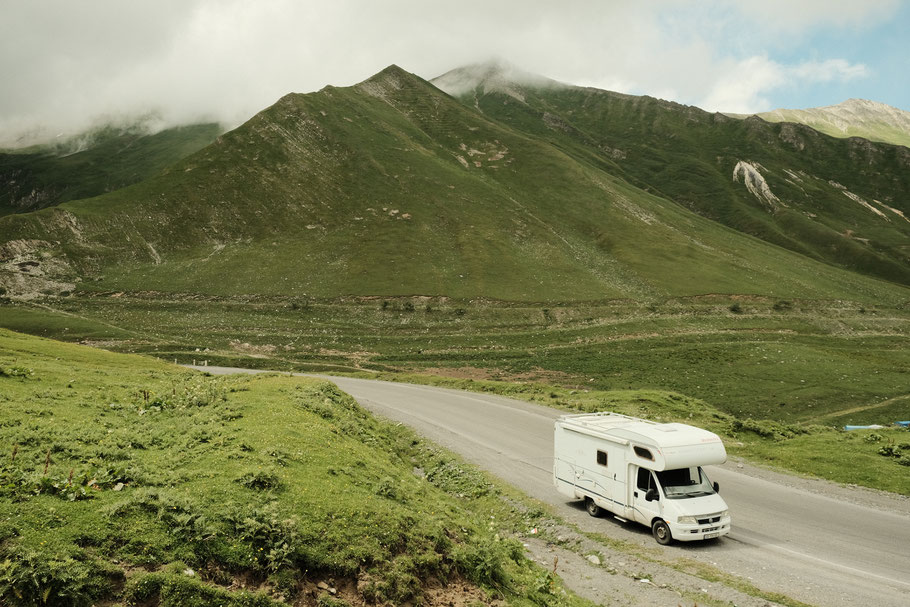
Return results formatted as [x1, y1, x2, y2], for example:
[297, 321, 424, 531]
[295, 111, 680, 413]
[0, 0, 900, 145]
[700, 57, 869, 113]
[792, 59, 868, 83]
[735, 0, 899, 31]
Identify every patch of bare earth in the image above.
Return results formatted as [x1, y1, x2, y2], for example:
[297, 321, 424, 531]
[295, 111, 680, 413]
[415, 366, 578, 385]
[421, 366, 501, 381]
[231, 572, 500, 606]
[230, 339, 278, 357]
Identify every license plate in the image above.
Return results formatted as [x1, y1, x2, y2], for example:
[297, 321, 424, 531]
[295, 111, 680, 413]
[704, 532, 719, 539]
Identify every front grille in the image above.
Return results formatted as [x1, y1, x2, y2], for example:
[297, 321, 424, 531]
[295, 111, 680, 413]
[689, 526, 721, 534]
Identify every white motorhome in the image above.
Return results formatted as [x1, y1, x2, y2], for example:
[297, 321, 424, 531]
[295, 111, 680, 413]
[554, 412, 730, 544]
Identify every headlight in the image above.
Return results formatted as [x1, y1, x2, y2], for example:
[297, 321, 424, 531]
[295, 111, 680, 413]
[719, 510, 729, 519]
[677, 515, 698, 524]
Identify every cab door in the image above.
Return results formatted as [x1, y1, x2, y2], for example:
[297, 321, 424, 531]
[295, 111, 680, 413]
[630, 465, 662, 526]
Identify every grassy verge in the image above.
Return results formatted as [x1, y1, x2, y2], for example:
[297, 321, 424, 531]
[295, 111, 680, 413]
[0, 328, 594, 606]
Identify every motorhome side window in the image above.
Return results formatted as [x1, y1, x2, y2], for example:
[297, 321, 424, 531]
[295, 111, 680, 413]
[636, 467, 654, 491]
[633, 445, 654, 460]
[596, 450, 607, 466]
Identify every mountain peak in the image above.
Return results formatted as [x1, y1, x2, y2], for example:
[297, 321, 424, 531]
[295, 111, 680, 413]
[431, 61, 564, 100]
[354, 64, 432, 103]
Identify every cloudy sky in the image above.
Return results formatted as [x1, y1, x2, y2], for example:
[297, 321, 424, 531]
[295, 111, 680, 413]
[2, 0, 907, 145]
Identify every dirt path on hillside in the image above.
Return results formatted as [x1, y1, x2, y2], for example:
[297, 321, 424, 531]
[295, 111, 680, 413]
[808, 393, 910, 423]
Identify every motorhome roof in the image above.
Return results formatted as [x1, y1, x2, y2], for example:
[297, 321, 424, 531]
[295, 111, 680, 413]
[558, 412, 721, 449]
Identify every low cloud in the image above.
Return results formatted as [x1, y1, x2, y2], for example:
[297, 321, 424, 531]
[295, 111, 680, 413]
[0, 0, 899, 146]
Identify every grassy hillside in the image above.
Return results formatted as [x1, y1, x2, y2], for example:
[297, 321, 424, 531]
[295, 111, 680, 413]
[1, 66, 909, 304]
[433, 66, 910, 287]
[0, 122, 223, 216]
[0, 328, 593, 606]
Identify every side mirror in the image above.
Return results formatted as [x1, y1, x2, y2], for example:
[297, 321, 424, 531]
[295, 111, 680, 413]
[713, 481, 720, 494]
[645, 488, 659, 502]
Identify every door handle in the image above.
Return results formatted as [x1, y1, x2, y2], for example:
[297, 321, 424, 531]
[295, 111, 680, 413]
[633, 491, 638, 498]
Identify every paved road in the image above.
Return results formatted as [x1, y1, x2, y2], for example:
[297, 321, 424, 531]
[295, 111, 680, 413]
[197, 367, 910, 606]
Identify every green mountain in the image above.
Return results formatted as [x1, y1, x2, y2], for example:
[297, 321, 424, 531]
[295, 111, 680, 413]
[0, 121, 223, 216]
[742, 99, 910, 148]
[432, 64, 910, 288]
[0, 65, 908, 304]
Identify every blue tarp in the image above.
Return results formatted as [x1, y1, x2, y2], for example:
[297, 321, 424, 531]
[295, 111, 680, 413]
[843, 422, 909, 430]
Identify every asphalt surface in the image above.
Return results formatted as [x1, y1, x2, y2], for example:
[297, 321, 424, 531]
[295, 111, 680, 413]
[196, 367, 910, 606]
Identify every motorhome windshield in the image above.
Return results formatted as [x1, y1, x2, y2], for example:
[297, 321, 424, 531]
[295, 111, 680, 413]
[655, 467, 715, 499]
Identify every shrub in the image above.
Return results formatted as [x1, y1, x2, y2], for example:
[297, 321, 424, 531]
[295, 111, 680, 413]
[878, 445, 902, 458]
[235, 469, 283, 491]
[772, 300, 793, 311]
[0, 543, 118, 607]
[148, 377, 226, 409]
[221, 502, 301, 574]
[376, 476, 400, 500]
[728, 303, 743, 314]
[451, 535, 522, 589]
[425, 457, 495, 498]
[0, 366, 33, 379]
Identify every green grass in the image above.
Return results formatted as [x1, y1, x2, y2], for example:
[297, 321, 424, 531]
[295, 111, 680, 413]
[0, 328, 596, 606]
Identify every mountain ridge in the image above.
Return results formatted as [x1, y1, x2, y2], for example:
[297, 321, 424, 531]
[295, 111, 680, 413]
[0, 64, 908, 305]
[431, 65, 910, 286]
[738, 98, 910, 148]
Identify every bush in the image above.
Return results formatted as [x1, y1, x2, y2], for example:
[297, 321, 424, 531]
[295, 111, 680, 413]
[728, 303, 743, 314]
[0, 366, 33, 379]
[235, 469, 284, 491]
[451, 535, 522, 589]
[148, 377, 226, 409]
[223, 502, 300, 574]
[772, 300, 793, 311]
[878, 445, 902, 458]
[0, 543, 118, 607]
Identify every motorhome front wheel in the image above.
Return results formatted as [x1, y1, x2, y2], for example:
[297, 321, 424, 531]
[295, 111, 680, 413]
[652, 519, 673, 545]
